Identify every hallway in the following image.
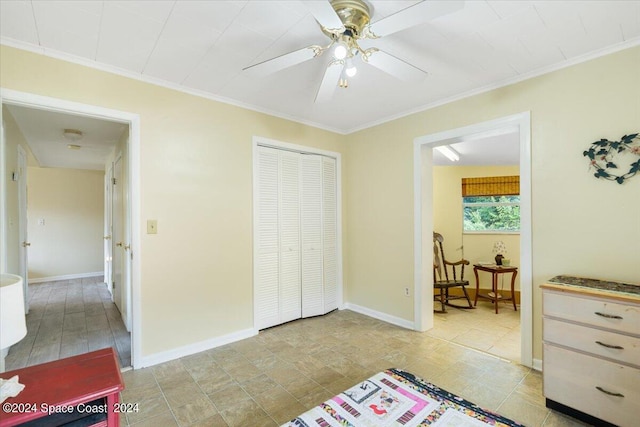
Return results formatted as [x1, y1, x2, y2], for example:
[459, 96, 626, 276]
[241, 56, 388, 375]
[4, 277, 131, 370]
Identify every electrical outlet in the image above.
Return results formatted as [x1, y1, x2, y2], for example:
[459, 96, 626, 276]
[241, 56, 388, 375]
[404, 287, 410, 297]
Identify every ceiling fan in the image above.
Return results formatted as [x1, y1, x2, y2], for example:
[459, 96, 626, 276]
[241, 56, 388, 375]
[243, 0, 464, 102]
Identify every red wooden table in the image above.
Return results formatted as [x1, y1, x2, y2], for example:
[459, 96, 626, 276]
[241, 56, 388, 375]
[0, 348, 124, 427]
[473, 264, 518, 314]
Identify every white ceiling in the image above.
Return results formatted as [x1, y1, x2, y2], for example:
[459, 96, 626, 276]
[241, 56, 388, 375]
[1, 1, 639, 135]
[433, 131, 519, 166]
[6, 105, 125, 170]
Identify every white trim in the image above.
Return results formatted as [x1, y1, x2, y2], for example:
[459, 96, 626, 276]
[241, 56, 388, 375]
[0, 116, 6, 273]
[139, 328, 257, 368]
[413, 112, 533, 368]
[0, 88, 142, 369]
[343, 303, 414, 330]
[0, 38, 345, 135]
[252, 136, 344, 331]
[3, 36, 638, 135]
[29, 272, 104, 284]
[344, 37, 640, 134]
[532, 358, 543, 372]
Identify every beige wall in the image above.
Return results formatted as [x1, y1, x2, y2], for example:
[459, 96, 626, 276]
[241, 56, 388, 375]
[346, 46, 640, 360]
[0, 45, 347, 357]
[2, 43, 639, 364]
[27, 167, 104, 279]
[433, 165, 521, 290]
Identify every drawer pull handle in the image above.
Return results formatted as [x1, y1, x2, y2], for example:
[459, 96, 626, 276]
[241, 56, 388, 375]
[595, 341, 624, 350]
[595, 386, 624, 398]
[594, 312, 623, 320]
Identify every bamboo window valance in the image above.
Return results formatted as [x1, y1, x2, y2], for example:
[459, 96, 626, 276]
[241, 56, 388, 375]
[461, 176, 520, 197]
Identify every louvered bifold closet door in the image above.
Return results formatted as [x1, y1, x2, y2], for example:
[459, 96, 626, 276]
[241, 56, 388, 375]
[301, 155, 324, 318]
[278, 151, 302, 323]
[255, 147, 280, 329]
[322, 156, 338, 313]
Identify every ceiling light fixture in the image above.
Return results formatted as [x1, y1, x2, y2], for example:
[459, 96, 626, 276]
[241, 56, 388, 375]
[63, 128, 83, 141]
[244, 0, 464, 102]
[67, 144, 81, 150]
[435, 145, 460, 162]
[345, 58, 357, 77]
[333, 41, 348, 60]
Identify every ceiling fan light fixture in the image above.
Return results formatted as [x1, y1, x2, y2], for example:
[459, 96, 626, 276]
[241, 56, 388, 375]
[333, 42, 348, 60]
[345, 58, 357, 77]
[435, 145, 460, 162]
[63, 128, 83, 141]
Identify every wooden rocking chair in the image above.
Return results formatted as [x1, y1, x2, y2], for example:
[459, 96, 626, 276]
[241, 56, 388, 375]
[433, 232, 474, 313]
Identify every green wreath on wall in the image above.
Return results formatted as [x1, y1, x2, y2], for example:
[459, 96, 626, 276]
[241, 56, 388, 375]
[583, 133, 640, 184]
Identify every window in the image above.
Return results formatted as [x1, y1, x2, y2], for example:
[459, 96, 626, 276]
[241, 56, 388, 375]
[461, 175, 520, 233]
[463, 195, 520, 232]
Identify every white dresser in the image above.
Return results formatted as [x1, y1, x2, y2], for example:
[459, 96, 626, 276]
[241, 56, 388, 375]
[542, 277, 640, 427]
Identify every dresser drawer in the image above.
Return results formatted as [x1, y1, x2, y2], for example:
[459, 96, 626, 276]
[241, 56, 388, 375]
[544, 318, 640, 367]
[543, 291, 640, 335]
[544, 344, 640, 427]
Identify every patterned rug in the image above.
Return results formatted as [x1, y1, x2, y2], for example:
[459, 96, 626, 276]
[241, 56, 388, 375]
[283, 368, 524, 426]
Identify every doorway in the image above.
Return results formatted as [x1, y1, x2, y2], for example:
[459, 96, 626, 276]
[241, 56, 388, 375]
[0, 88, 141, 368]
[413, 112, 533, 368]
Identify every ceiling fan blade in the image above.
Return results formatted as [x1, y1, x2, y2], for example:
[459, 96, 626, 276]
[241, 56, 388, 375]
[363, 49, 427, 82]
[304, 1, 345, 34]
[366, 0, 464, 38]
[244, 45, 323, 76]
[315, 60, 344, 103]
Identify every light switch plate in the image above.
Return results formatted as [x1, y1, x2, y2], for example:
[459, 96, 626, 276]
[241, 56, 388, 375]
[147, 220, 158, 234]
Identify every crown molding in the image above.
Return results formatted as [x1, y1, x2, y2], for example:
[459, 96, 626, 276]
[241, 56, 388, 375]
[0, 37, 347, 135]
[3, 35, 639, 136]
[344, 36, 640, 134]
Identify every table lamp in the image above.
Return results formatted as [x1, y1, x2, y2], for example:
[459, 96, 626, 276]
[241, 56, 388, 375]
[0, 274, 27, 372]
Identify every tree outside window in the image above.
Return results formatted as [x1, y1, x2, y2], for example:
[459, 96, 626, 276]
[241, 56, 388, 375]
[463, 195, 520, 232]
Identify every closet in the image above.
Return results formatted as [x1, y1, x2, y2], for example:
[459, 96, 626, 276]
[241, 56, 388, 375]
[255, 145, 338, 330]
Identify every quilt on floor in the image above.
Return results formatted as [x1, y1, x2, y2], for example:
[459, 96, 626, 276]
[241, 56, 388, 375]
[283, 368, 524, 427]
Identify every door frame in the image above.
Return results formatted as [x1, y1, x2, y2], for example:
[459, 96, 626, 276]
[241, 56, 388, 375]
[252, 136, 344, 333]
[104, 165, 113, 295]
[413, 112, 533, 368]
[0, 88, 142, 368]
[111, 152, 124, 323]
[17, 144, 28, 314]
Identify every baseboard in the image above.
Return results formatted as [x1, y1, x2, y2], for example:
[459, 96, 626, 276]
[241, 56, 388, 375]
[343, 303, 414, 330]
[139, 327, 257, 368]
[532, 358, 543, 371]
[28, 272, 104, 284]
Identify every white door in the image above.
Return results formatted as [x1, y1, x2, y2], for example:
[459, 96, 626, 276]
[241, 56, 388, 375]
[104, 167, 113, 295]
[17, 145, 29, 313]
[255, 147, 281, 329]
[322, 157, 338, 313]
[112, 155, 124, 321]
[301, 155, 324, 318]
[255, 147, 303, 329]
[122, 145, 132, 332]
[278, 150, 302, 324]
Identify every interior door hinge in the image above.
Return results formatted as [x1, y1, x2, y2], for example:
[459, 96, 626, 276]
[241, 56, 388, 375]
[112, 281, 116, 289]
[112, 177, 117, 185]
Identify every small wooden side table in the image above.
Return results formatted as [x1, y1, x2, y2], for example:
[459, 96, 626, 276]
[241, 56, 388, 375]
[0, 347, 124, 427]
[473, 264, 518, 314]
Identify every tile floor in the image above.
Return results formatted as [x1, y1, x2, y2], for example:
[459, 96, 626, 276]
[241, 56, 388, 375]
[4, 277, 131, 370]
[117, 308, 588, 427]
[433, 299, 521, 363]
